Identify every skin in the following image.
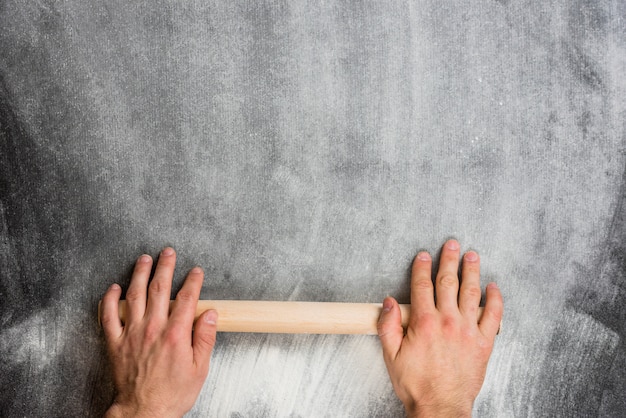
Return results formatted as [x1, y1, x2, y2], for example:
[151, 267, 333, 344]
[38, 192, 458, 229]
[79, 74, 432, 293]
[101, 240, 502, 417]
[377, 239, 504, 417]
[101, 247, 218, 418]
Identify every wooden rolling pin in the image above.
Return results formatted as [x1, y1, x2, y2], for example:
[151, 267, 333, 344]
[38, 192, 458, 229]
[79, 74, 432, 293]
[99, 300, 488, 335]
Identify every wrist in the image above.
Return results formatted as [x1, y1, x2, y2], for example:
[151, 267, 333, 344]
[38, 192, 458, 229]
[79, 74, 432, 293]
[405, 401, 473, 418]
[104, 402, 167, 418]
[104, 403, 130, 418]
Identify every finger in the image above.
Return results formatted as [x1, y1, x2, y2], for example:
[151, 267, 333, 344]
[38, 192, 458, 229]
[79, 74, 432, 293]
[125, 254, 153, 323]
[410, 251, 435, 317]
[478, 282, 503, 338]
[101, 283, 123, 342]
[193, 310, 218, 375]
[434, 239, 461, 312]
[377, 297, 404, 364]
[169, 266, 204, 332]
[458, 251, 482, 317]
[146, 247, 176, 321]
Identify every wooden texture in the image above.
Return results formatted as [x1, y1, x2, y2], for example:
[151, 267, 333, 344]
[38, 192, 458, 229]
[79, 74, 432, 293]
[99, 300, 488, 335]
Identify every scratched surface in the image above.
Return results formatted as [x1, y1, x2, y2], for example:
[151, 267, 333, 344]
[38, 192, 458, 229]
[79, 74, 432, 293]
[1, 1, 625, 417]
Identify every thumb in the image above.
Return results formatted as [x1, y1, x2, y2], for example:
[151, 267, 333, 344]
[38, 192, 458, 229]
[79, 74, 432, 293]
[479, 282, 503, 339]
[377, 297, 404, 363]
[193, 309, 218, 374]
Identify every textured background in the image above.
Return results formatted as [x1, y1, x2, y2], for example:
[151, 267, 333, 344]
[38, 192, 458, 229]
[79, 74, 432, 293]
[1, 1, 625, 416]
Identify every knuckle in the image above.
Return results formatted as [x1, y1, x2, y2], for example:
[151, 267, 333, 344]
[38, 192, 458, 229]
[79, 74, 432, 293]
[143, 321, 163, 343]
[125, 288, 144, 302]
[486, 305, 503, 322]
[411, 312, 436, 334]
[477, 336, 494, 355]
[164, 326, 185, 345]
[197, 327, 217, 348]
[462, 286, 482, 300]
[176, 289, 196, 304]
[464, 264, 480, 274]
[101, 314, 116, 329]
[438, 274, 458, 288]
[413, 278, 433, 290]
[376, 320, 394, 338]
[149, 279, 168, 295]
[441, 314, 460, 335]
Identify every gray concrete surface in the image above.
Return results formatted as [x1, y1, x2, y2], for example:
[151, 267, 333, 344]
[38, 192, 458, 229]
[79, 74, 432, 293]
[1, 1, 625, 416]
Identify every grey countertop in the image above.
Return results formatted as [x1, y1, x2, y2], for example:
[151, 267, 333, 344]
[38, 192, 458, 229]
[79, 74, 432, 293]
[1, 1, 625, 416]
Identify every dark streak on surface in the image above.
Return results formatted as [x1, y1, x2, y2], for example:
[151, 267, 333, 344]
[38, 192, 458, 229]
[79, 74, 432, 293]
[564, 164, 626, 415]
[0, 75, 58, 324]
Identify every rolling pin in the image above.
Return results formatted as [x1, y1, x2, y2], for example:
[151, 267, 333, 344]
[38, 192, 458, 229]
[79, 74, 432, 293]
[99, 300, 489, 335]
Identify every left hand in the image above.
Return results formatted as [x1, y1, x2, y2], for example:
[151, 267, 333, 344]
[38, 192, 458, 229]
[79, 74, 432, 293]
[101, 247, 218, 418]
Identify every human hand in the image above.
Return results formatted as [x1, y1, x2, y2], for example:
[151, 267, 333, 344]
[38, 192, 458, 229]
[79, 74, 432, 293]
[377, 240, 503, 418]
[100, 248, 218, 418]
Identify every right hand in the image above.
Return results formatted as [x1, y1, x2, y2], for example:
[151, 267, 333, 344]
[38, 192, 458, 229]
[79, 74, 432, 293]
[377, 240, 503, 417]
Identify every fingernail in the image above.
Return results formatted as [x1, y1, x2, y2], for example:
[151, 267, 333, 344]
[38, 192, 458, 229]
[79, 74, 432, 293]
[162, 247, 174, 256]
[465, 251, 478, 262]
[382, 298, 393, 312]
[487, 282, 498, 290]
[204, 310, 218, 325]
[417, 252, 431, 261]
[109, 283, 121, 291]
[191, 266, 203, 274]
[139, 254, 152, 263]
[446, 240, 460, 250]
